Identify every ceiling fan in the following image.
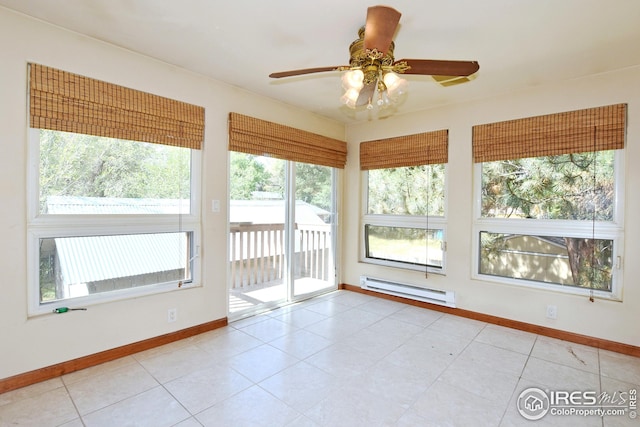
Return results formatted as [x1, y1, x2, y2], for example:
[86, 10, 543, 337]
[269, 5, 479, 109]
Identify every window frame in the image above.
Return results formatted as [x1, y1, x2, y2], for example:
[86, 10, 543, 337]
[360, 165, 448, 274]
[27, 128, 202, 316]
[471, 150, 625, 300]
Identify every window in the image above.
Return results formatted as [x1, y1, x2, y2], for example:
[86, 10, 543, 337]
[360, 131, 448, 272]
[472, 104, 626, 299]
[28, 64, 204, 314]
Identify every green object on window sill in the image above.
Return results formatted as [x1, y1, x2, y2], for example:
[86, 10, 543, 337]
[53, 307, 87, 313]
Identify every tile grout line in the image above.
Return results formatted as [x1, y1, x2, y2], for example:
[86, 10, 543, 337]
[62, 379, 86, 427]
[497, 333, 540, 426]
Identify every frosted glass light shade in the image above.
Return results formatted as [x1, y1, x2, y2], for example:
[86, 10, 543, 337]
[341, 87, 362, 108]
[342, 70, 364, 90]
[383, 72, 407, 98]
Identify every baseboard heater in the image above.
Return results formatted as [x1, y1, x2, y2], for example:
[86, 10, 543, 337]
[360, 276, 456, 308]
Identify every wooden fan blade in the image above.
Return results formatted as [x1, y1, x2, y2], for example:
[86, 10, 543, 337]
[397, 59, 480, 76]
[363, 5, 401, 55]
[269, 66, 344, 78]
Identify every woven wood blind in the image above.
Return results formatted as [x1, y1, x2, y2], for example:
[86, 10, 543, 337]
[360, 130, 448, 170]
[29, 63, 205, 149]
[473, 104, 626, 163]
[228, 113, 347, 168]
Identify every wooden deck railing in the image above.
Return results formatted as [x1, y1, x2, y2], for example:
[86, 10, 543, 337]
[229, 222, 331, 289]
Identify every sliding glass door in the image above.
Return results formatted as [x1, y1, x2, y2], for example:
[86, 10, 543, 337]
[292, 162, 336, 298]
[228, 153, 337, 317]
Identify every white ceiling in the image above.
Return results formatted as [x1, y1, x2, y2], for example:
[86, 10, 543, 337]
[3, 0, 640, 123]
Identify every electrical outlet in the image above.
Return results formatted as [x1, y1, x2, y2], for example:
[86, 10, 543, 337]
[546, 305, 557, 319]
[168, 308, 177, 323]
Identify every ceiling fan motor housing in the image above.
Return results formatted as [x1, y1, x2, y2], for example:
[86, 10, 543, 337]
[349, 26, 396, 85]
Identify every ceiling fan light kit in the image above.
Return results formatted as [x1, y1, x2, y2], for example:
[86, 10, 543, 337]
[339, 25, 411, 110]
[269, 5, 479, 114]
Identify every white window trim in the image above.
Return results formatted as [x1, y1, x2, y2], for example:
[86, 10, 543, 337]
[360, 168, 448, 274]
[27, 129, 202, 316]
[471, 151, 625, 301]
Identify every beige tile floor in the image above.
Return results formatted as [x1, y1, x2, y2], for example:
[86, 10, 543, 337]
[1, 290, 639, 426]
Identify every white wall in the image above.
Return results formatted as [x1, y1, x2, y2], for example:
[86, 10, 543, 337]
[0, 7, 344, 380]
[2, 4, 638, 382]
[343, 67, 640, 347]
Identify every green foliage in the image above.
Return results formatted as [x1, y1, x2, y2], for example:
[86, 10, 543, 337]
[480, 232, 612, 290]
[39, 250, 56, 301]
[368, 164, 445, 216]
[480, 151, 616, 290]
[481, 151, 614, 220]
[366, 225, 443, 267]
[39, 130, 190, 211]
[564, 237, 612, 290]
[229, 152, 271, 200]
[296, 162, 332, 211]
[229, 154, 333, 211]
[261, 158, 285, 198]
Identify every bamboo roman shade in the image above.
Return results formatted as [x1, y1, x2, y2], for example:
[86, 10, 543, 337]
[360, 130, 448, 170]
[228, 113, 347, 168]
[473, 103, 626, 163]
[29, 63, 205, 149]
